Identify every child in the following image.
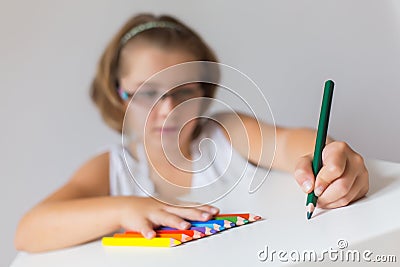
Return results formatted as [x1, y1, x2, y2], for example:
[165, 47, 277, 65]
[15, 13, 369, 252]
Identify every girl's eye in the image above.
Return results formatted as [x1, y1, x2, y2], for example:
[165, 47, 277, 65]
[138, 91, 159, 98]
[146, 91, 158, 97]
[175, 88, 197, 97]
[180, 89, 195, 95]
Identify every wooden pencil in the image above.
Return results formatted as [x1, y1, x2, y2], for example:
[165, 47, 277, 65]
[306, 80, 334, 219]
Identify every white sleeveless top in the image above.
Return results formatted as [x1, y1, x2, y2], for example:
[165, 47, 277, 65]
[108, 123, 266, 203]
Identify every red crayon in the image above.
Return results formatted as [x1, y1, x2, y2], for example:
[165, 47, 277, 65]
[156, 230, 205, 239]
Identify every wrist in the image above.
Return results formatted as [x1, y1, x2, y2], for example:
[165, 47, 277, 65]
[115, 195, 143, 229]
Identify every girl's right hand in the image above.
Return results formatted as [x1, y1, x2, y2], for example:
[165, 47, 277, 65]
[119, 196, 219, 239]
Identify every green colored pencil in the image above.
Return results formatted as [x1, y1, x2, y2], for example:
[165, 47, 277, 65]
[214, 216, 249, 226]
[306, 80, 335, 220]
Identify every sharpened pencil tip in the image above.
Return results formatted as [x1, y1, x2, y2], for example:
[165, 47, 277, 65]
[307, 212, 313, 220]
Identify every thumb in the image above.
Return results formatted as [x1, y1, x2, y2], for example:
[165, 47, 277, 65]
[294, 155, 315, 193]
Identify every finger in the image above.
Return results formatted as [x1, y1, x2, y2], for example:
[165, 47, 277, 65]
[151, 210, 191, 230]
[318, 170, 368, 208]
[316, 155, 358, 204]
[294, 155, 315, 193]
[173, 201, 219, 215]
[314, 143, 348, 196]
[317, 147, 367, 201]
[195, 205, 220, 216]
[319, 182, 362, 209]
[135, 219, 156, 239]
[164, 205, 213, 221]
[316, 174, 355, 207]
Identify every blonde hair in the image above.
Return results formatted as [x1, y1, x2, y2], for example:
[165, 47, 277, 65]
[90, 13, 220, 138]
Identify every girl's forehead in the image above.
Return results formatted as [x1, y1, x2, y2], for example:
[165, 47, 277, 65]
[120, 45, 203, 89]
[122, 43, 196, 73]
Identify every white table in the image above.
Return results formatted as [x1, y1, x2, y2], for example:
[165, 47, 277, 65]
[10, 159, 400, 266]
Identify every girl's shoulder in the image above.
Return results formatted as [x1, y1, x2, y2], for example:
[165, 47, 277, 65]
[63, 150, 111, 198]
[94, 144, 133, 165]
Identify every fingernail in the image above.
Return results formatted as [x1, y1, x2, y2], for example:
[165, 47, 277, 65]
[145, 232, 154, 239]
[202, 212, 210, 219]
[314, 186, 324, 197]
[302, 180, 313, 192]
[180, 221, 190, 229]
[211, 207, 219, 214]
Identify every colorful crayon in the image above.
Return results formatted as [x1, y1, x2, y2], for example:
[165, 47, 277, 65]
[216, 213, 262, 222]
[189, 226, 218, 235]
[155, 230, 205, 239]
[159, 226, 217, 235]
[189, 219, 235, 229]
[125, 230, 205, 239]
[102, 237, 181, 247]
[214, 216, 249, 226]
[190, 222, 223, 231]
[113, 232, 192, 242]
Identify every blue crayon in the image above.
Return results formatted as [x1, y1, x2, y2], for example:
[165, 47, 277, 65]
[189, 219, 236, 229]
[190, 222, 224, 231]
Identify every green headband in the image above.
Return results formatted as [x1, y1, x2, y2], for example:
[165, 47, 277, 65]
[119, 21, 182, 47]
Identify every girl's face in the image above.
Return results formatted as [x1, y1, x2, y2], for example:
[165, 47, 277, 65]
[119, 43, 204, 155]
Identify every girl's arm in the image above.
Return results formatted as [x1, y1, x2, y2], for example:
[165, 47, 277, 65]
[15, 152, 219, 252]
[14, 152, 121, 252]
[214, 112, 317, 171]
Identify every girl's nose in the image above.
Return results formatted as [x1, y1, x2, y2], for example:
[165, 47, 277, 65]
[156, 95, 174, 117]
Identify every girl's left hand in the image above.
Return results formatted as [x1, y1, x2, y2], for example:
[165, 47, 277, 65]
[294, 141, 369, 208]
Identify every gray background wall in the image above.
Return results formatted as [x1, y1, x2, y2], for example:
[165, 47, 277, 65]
[1, 0, 399, 265]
